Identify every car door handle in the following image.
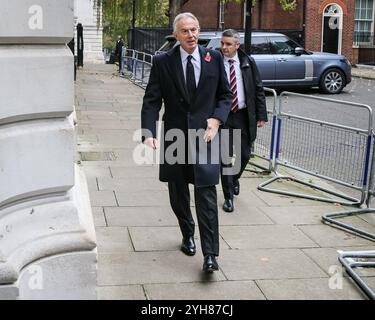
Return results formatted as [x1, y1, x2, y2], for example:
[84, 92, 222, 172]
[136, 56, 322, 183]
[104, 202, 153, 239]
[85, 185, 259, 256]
[277, 58, 287, 62]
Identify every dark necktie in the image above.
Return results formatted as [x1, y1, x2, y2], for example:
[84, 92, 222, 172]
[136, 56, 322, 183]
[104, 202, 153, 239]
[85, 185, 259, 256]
[186, 55, 196, 100]
[229, 59, 239, 113]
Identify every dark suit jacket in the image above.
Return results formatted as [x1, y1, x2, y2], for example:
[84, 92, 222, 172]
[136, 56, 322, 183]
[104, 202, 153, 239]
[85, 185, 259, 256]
[227, 49, 268, 143]
[141, 45, 232, 186]
[115, 39, 124, 57]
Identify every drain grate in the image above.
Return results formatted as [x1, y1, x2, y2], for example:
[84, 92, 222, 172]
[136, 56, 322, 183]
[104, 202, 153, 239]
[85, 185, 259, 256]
[79, 151, 118, 161]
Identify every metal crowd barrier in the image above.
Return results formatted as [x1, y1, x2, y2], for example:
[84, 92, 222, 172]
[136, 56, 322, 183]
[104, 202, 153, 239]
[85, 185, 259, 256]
[121, 48, 153, 89]
[258, 92, 373, 206]
[246, 87, 278, 175]
[321, 134, 375, 300]
[322, 130, 375, 240]
[338, 250, 375, 300]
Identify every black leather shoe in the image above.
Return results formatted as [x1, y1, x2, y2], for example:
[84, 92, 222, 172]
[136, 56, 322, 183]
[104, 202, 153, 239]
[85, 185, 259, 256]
[202, 255, 219, 273]
[222, 199, 234, 212]
[233, 180, 240, 196]
[181, 236, 196, 256]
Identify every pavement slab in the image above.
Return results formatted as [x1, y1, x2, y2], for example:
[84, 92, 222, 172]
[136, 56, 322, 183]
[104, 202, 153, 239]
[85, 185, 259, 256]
[298, 224, 375, 247]
[115, 190, 171, 207]
[110, 166, 159, 179]
[92, 207, 107, 227]
[219, 248, 327, 280]
[218, 206, 274, 226]
[256, 278, 366, 300]
[104, 206, 178, 227]
[89, 190, 118, 207]
[302, 247, 375, 277]
[97, 285, 146, 300]
[258, 205, 348, 225]
[97, 252, 226, 286]
[128, 226, 231, 252]
[144, 281, 266, 300]
[220, 225, 319, 249]
[98, 177, 168, 192]
[96, 227, 134, 253]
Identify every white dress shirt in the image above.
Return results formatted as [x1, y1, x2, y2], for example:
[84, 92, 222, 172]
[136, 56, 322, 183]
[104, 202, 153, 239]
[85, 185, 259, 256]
[180, 46, 201, 87]
[224, 52, 246, 110]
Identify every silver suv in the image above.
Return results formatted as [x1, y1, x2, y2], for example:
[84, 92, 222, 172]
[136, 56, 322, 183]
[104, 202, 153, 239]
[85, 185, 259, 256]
[157, 31, 352, 94]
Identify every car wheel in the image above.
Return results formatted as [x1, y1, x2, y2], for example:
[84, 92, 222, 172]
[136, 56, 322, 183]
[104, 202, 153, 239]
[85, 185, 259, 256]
[319, 68, 346, 94]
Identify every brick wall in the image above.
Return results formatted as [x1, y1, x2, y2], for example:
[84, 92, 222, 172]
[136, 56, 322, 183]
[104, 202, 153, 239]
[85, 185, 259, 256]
[182, 0, 219, 29]
[181, 0, 304, 31]
[255, 0, 304, 30]
[223, 1, 244, 30]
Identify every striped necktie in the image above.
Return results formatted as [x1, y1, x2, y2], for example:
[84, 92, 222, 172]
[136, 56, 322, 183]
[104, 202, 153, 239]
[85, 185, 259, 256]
[229, 59, 239, 113]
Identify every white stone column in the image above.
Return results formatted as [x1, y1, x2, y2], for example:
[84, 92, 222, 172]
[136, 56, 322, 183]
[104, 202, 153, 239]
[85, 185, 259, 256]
[0, 0, 97, 300]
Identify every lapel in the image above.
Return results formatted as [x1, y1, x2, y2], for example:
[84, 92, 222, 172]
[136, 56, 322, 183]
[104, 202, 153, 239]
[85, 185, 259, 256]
[195, 46, 208, 94]
[166, 45, 210, 105]
[167, 46, 190, 103]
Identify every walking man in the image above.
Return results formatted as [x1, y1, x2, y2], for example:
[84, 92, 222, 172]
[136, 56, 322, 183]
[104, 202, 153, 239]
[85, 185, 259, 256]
[141, 13, 232, 272]
[220, 29, 268, 212]
[115, 35, 124, 73]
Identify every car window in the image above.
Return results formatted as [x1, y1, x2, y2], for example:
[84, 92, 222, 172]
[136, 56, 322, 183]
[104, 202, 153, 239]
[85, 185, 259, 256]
[205, 38, 220, 50]
[269, 36, 299, 54]
[250, 37, 271, 54]
[158, 39, 176, 52]
[199, 38, 211, 47]
[228, 36, 271, 54]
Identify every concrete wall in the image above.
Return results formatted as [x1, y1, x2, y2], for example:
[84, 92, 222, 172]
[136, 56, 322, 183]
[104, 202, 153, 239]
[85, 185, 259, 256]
[0, 0, 97, 300]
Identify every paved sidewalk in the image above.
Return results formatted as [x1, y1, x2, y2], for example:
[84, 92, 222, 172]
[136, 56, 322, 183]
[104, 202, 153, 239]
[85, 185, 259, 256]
[75, 63, 375, 300]
[352, 64, 375, 80]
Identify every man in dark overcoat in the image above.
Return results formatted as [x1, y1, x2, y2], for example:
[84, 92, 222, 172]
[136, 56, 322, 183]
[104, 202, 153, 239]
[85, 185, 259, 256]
[141, 13, 232, 272]
[115, 35, 124, 73]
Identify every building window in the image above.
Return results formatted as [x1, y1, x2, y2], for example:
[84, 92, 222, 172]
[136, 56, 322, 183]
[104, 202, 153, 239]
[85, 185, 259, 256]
[355, 0, 374, 43]
[219, 1, 225, 30]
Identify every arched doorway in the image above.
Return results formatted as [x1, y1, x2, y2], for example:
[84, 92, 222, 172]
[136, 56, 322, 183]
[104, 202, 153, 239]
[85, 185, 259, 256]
[322, 3, 343, 54]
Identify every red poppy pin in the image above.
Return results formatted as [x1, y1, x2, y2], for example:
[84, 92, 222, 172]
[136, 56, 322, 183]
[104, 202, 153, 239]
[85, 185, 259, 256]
[204, 52, 212, 62]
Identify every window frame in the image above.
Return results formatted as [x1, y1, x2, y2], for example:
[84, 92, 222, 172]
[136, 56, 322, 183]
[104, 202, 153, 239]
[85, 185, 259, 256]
[354, 0, 375, 45]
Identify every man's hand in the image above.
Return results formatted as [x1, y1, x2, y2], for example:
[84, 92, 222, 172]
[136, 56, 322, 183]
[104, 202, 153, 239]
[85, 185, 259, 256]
[204, 118, 221, 143]
[144, 137, 158, 150]
[257, 120, 266, 128]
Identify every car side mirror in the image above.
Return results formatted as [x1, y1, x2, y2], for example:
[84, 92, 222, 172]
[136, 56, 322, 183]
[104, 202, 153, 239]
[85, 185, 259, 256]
[294, 47, 304, 56]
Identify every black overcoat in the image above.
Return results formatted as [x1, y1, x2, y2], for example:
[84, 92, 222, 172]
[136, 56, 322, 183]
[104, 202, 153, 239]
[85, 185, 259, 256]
[141, 45, 232, 186]
[237, 49, 268, 142]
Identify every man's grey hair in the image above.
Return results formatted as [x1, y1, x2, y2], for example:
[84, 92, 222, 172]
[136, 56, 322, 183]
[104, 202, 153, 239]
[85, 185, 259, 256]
[222, 29, 241, 44]
[173, 12, 200, 32]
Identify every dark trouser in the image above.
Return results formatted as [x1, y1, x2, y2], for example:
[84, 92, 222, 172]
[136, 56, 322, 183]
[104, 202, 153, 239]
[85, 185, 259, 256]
[118, 55, 122, 72]
[220, 108, 252, 200]
[168, 181, 219, 257]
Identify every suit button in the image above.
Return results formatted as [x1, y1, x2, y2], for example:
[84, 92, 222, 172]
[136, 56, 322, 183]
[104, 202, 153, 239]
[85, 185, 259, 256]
[179, 98, 184, 103]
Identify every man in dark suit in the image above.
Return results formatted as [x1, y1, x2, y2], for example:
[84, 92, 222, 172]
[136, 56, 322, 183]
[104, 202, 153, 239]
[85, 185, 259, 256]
[114, 35, 124, 73]
[141, 13, 232, 273]
[220, 29, 268, 213]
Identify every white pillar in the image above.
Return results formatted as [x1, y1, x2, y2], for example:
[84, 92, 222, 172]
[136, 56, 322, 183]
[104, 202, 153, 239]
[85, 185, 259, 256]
[74, 0, 104, 64]
[0, 0, 97, 300]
